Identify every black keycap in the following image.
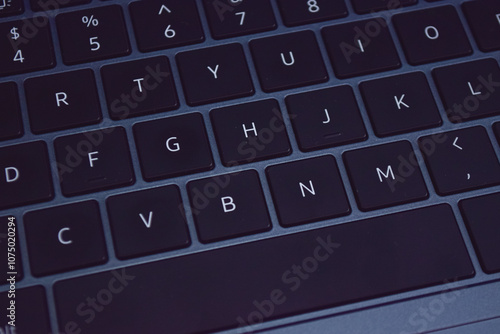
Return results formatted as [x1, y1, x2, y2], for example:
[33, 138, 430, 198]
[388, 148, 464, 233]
[267, 156, 350, 227]
[250, 30, 328, 92]
[54, 204, 474, 334]
[360, 72, 442, 137]
[24, 201, 107, 276]
[129, 0, 204, 52]
[24, 69, 102, 134]
[0, 141, 53, 210]
[0, 216, 22, 284]
[433, 59, 500, 123]
[176, 43, 254, 106]
[418, 126, 500, 196]
[0, 19, 55, 77]
[0, 0, 23, 17]
[56, 5, 131, 65]
[285, 85, 367, 152]
[107, 186, 190, 260]
[31, 0, 90, 11]
[53, 127, 135, 196]
[204, 0, 276, 39]
[187, 170, 271, 243]
[133, 113, 214, 181]
[463, 0, 500, 52]
[393, 6, 472, 65]
[460, 192, 500, 274]
[351, 0, 416, 14]
[494, 122, 500, 144]
[101, 56, 178, 120]
[322, 18, 400, 79]
[210, 99, 291, 166]
[0, 286, 51, 334]
[277, 0, 347, 27]
[0, 82, 23, 141]
[343, 141, 428, 211]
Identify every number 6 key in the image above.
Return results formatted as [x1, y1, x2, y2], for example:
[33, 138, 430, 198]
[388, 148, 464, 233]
[129, 0, 205, 52]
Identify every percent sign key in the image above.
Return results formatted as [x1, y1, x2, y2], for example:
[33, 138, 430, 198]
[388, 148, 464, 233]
[56, 5, 131, 65]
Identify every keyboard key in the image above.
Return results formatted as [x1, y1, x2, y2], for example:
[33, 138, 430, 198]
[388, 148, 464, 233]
[176, 43, 254, 106]
[343, 141, 428, 211]
[31, 0, 90, 11]
[129, 0, 204, 52]
[24, 201, 107, 276]
[432, 58, 500, 123]
[494, 122, 500, 144]
[0, 0, 23, 17]
[418, 126, 500, 196]
[203, 0, 276, 39]
[360, 72, 442, 137]
[462, 0, 500, 52]
[0, 216, 23, 284]
[277, 0, 347, 27]
[460, 192, 500, 274]
[393, 6, 472, 65]
[285, 85, 367, 151]
[54, 204, 474, 334]
[53, 127, 135, 196]
[322, 18, 400, 78]
[250, 30, 328, 92]
[0, 286, 51, 333]
[0, 82, 23, 141]
[266, 156, 350, 227]
[351, 0, 416, 14]
[107, 186, 190, 260]
[24, 69, 102, 134]
[210, 99, 291, 166]
[0, 141, 53, 210]
[101, 56, 179, 120]
[56, 5, 131, 64]
[133, 113, 214, 181]
[187, 170, 271, 243]
[0, 19, 55, 77]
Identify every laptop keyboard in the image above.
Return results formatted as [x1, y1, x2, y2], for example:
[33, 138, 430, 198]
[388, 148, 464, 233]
[1, 0, 500, 333]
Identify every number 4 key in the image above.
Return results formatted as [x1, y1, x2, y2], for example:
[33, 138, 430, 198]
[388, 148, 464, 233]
[0, 19, 55, 77]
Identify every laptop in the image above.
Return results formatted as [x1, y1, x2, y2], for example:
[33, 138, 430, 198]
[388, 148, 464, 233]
[1, 0, 500, 333]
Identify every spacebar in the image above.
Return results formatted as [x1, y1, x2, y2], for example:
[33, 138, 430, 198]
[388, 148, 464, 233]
[54, 204, 474, 334]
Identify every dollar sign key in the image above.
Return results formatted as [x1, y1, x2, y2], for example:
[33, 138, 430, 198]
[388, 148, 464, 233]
[10, 27, 20, 40]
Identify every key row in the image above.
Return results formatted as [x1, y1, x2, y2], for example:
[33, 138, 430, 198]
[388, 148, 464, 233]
[3, 178, 500, 281]
[3, 0, 499, 52]
[2, 57, 500, 144]
[7, 198, 500, 333]
[1, 123, 500, 213]
[1, 3, 499, 77]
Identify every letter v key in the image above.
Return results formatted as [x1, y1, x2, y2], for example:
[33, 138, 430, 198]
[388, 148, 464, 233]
[139, 211, 153, 228]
